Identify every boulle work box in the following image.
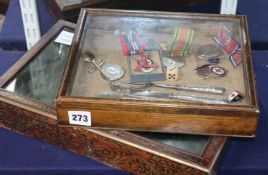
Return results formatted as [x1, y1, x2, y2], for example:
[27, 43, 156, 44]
[0, 20, 227, 175]
[56, 9, 259, 137]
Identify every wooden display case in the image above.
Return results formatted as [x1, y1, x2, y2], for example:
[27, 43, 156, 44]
[0, 20, 227, 175]
[56, 9, 259, 137]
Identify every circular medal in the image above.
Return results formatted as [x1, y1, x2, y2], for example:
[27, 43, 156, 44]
[197, 44, 223, 59]
[101, 64, 124, 81]
[210, 65, 226, 77]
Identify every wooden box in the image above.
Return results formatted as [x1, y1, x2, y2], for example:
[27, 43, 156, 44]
[0, 20, 227, 175]
[46, 0, 215, 22]
[56, 9, 259, 137]
[46, 0, 152, 22]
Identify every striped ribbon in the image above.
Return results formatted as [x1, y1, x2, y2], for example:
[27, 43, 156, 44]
[213, 26, 242, 68]
[168, 27, 194, 58]
[120, 30, 146, 56]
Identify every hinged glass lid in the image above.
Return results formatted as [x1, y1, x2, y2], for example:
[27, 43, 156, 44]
[4, 29, 73, 105]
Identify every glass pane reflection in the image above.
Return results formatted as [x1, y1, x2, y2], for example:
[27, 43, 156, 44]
[4, 31, 71, 105]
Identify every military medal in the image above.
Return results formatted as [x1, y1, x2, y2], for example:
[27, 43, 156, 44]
[101, 64, 124, 81]
[210, 65, 227, 78]
[194, 64, 212, 79]
[120, 30, 146, 56]
[168, 27, 194, 58]
[82, 52, 124, 81]
[131, 54, 159, 73]
[194, 64, 227, 79]
[213, 26, 242, 68]
[228, 90, 244, 103]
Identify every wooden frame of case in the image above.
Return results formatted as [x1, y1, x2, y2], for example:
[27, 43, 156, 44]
[56, 9, 259, 137]
[0, 20, 227, 175]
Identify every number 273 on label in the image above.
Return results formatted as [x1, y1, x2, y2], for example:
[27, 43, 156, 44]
[68, 111, 91, 126]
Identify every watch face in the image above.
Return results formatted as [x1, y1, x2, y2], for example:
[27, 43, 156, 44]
[101, 64, 125, 81]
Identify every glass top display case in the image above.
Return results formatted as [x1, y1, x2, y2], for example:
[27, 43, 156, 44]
[56, 9, 259, 137]
[0, 20, 226, 175]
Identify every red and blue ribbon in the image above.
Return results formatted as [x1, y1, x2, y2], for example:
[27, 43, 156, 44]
[120, 30, 146, 56]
